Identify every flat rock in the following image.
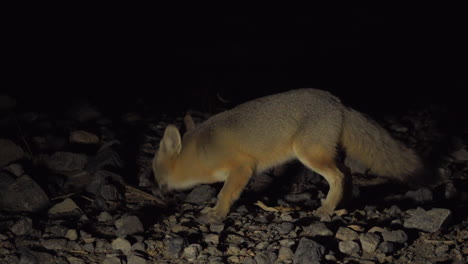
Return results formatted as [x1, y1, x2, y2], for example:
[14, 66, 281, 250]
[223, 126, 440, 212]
[11, 217, 33, 236]
[255, 251, 277, 264]
[339, 240, 360, 255]
[404, 207, 451, 232]
[301, 222, 333, 237]
[111, 237, 132, 255]
[0, 139, 25, 167]
[46, 151, 88, 171]
[41, 238, 68, 250]
[69, 130, 100, 144]
[360, 232, 381, 253]
[293, 238, 325, 264]
[166, 237, 186, 258]
[336, 226, 359, 241]
[182, 244, 202, 261]
[278, 246, 294, 262]
[48, 198, 82, 215]
[185, 185, 216, 204]
[381, 229, 408, 243]
[127, 254, 147, 264]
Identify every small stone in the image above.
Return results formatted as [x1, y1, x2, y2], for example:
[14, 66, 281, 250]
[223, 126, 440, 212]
[301, 222, 333, 237]
[10, 217, 33, 236]
[166, 237, 186, 258]
[185, 185, 216, 204]
[4, 163, 24, 177]
[103, 256, 122, 264]
[80, 230, 95, 244]
[127, 254, 147, 264]
[404, 207, 451, 232]
[204, 233, 220, 244]
[0, 139, 24, 167]
[445, 182, 458, 200]
[48, 198, 82, 215]
[382, 229, 407, 243]
[255, 251, 277, 264]
[112, 237, 132, 255]
[284, 193, 312, 203]
[368, 226, 386, 233]
[336, 227, 359, 241]
[435, 244, 449, 256]
[405, 187, 433, 203]
[182, 244, 202, 261]
[98, 211, 113, 222]
[348, 225, 364, 232]
[42, 238, 68, 250]
[451, 148, 468, 161]
[0, 175, 49, 212]
[227, 256, 240, 263]
[70, 130, 100, 144]
[0, 233, 8, 240]
[293, 238, 325, 264]
[66, 229, 78, 241]
[338, 241, 360, 255]
[83, 242, 95, 252]
[131, 242, 146, 252]
[278, 246, 294, 261]
[226, 234, 245, 245]
[226, 245, 241, 255]
[210, 223, 225, 233]
[378, 241, 395, 254]
[277, 222, 295, 235]
[171, 225, 189, 233]
[255, 241, 270, 250]
[360, 233, 381, 253]
[115, 215, 144, 237]
[46, 151, 88, 171]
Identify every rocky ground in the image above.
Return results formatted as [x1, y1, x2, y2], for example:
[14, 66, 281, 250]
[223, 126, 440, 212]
[0, 94, 467, 264]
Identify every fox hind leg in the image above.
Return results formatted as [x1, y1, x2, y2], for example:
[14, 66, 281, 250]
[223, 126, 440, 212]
[294, 142, 348, 217]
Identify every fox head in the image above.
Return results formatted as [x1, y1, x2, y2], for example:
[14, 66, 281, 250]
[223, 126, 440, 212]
[152, 115, 203, 191]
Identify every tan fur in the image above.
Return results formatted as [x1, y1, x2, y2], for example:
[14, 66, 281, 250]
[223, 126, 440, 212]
[153, 88, 423, 223]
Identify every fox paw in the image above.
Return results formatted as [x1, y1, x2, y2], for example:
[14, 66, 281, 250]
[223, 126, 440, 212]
[196, 208, 225, 224]
[314, 205, 334, 218]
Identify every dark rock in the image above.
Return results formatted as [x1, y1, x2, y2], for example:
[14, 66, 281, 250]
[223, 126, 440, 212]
[0, 139, 25, 167]
[17, 249, 38, 264]
[378, 241, 395, 254]
[301, 222, 333, 237]
[166, 237, 186, 258]
[85, 145, 123, 173]
[445, 182, 458, 199]
[185, 185, 216, 204]
[0, 175, 49, 212]
[46, 152, 88, 172]
[115, 215, 144, 237]
[405, 187, 433, 203]
[255, 251, 277, 264]
[360, 233, 381, 253]
[41, 238, 67, 250]
[404, 207, 451, 232]
[11, 217, 33, 236]
[293, 238, 325, 264]
[277, 222, 295, 235]
[382, 229, 408, 243]
[338, 241, 360, 255]
[284, 193, 312, 203]
[336, 227, 359, 241]
[4, 163, 24, 177]
[48, 198, 82, 215]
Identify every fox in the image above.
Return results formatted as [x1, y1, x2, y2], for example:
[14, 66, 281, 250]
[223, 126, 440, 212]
[152, 88, 423, 224]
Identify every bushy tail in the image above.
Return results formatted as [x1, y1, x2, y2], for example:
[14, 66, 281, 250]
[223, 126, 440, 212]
[340, 108, 423, 183]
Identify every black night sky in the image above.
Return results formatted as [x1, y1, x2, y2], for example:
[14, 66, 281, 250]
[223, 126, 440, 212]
[3, 7, 467, 122]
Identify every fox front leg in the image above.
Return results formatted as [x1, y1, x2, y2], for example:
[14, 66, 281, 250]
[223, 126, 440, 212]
[198, 166, 252, 224]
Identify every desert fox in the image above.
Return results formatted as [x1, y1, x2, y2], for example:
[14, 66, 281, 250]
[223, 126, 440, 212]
[153, 89, 423, 223]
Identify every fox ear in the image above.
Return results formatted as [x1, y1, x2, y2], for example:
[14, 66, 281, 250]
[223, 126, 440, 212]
[184, 114, 196, 132]
[160, 125, 182, 156]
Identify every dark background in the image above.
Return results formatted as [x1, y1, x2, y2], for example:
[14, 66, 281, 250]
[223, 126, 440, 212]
[3, 7, 467, 121]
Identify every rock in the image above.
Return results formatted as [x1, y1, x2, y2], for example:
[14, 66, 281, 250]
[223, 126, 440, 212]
[0, 94, 16, 110]
[204, 233, 220, 244]
[0, 174, 49, 212]
[360, 233, 381, 253]
[284, 193, 312, 203]
[293, 238, 325, 264]
[405, 187, 433, 203]
[66, 229, 78, 241]
[277, 222, 295, 235]
[46, 152, 88, 171]
[451, 148, 468, 161]
[0, 139, 25, 167]
[338, 241, 360, 255]
[48, 198, 82, 215]
[301, 222, 333, 237]
[227, 256, 240, 263]
[336, 227, 359, 241]
[86, 146, 123, 173]
[185, 185, 216, 204]
[127, 254, 147, 264]
[111, 237, 132, 255]
[182, 244, 202, 261]
[98, 211, 113, 222]
[4, 163, 24, 177]
[11, 217, 33, 236]
[445, 182, 458, 199]
[115, 215, 144, 237]
[209, 223, 225, 233]
[69, 130, 100, 144]
[226, 234, 245, 245]
[131, 242, 146, 252]
[166, 237, 186, 258]
[41, 238, 67, 250]
[80, 230, 95, 244]
[378, 241, 395, 254]
[103, 256, 122, 264]
[255, 251, 277, 264]
[382, 229, 408, 244]
[278, 246, 294, 262]
[404, 208, 451, 232]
